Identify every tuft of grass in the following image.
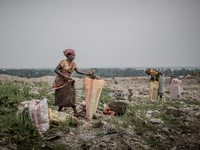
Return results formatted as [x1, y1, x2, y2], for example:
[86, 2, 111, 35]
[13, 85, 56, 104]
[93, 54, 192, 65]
[33, 81, 49, 87]
[110, 105, 157, 134]
[0, 81, 26, 112]
[0, 81, 74, 150]
[155, 112, 200, 133]
[0, 81, 55, 113]
[98, 87, 116, 107]
[0, 113, 41, 148]
[155, 113, 181, 126]
[92, 120, 104, 128]
[143, 135, 160, 149]
[160, 97, 181, 109]
[181, 99, 200, 105]
[43, 122, 70, 138]
[50, 143, 72, 150]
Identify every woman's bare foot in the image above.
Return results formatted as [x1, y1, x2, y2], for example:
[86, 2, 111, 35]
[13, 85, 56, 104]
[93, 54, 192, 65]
[58, 106, 63, 111]
[73, 113, 85, 117]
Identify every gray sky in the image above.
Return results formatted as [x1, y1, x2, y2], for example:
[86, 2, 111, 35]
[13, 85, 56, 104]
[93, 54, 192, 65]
[0, 0, 200, 68]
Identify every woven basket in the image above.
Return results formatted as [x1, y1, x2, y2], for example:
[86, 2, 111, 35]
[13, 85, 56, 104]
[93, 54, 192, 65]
[108, 102, 128, 114]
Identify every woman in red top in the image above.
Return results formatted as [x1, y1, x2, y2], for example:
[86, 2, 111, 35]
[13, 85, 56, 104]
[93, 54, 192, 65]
[52, 49, 89, 116]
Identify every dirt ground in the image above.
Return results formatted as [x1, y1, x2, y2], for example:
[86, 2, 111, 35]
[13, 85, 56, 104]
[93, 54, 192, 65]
[1, 74, 199, 102]
[0, 74, 200, 150]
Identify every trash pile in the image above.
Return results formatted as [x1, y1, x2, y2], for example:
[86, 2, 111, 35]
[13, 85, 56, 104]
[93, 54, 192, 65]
[114, 90, 126, 100]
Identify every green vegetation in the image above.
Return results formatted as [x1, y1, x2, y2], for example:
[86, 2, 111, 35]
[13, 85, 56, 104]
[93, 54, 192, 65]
[0, 113, 71, 150]
[0, 69, 56, 77]
[182, 99, 200, 105]
[159, 97, 181, 109]
[0, 81, 73, 150]
[190, 70, 200, 76]
[73, 68, 200, 78]
[92, 120, 104, 128]
[108, 98, 200, 149]
[98, 87, 116, 107]
[1, 79, 200, 149]
[0, 81, 55, 114]
[1, 68, 200, 78]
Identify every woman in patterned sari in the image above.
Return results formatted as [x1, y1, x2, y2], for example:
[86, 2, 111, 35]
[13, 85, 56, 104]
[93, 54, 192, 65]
[145, 68, 165, 99]
[52, 49, 89, 116]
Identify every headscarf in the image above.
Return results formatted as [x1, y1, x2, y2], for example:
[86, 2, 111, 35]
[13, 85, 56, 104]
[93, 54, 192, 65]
[145, 68, 151, 75]
[63, 49, 75, 56]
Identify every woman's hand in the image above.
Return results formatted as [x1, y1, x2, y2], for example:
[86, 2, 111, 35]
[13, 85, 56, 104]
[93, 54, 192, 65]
[75, 68, 91, 76]
[150, 72, 154, 81]
[150, 77, 154, 82]
[64, 76, 69, 81]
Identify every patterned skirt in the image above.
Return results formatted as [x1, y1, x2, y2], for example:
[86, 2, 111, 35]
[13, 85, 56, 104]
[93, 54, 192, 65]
[55, 82, 76, 107]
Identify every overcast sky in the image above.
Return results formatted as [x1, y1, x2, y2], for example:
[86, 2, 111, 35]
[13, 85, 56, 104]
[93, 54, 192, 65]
[0, 0, 200, 69]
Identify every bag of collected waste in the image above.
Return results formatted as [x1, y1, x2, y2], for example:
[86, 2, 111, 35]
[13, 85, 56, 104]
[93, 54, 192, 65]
[48, 108, 81, 126]
[29, 98, 50, 134]
[158, 75, 165, 96]
[17, 98, 49, 134]
[17, 100, 40, 116]
[85, 77, 105, 120]
[149, 81, 159, 102]
[170, 79, 181, 100]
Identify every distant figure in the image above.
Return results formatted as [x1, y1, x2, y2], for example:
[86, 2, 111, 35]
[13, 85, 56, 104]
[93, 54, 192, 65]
[169, 77, 173, 85]
[128, 92, 133, 101]
[145, 68, 165, 99]
[52, 49, 89, 117]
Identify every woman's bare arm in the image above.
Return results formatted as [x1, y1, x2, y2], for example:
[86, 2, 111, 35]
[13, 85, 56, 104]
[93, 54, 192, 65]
[54, 64, 68, 79]
[75, 68, 89, 76]
[150, 72, 154, 81]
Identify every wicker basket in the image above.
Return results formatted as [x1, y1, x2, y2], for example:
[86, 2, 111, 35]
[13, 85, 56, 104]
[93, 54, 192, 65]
[108, 102, 128, 114]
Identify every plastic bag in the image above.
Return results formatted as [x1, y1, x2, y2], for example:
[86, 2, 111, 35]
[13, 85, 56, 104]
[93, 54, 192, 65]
[158, 75, 165, 96]
[29, 98, 50, 134]
[170, 80, 181, 100]
[48, 108, 80, 126]
[17, 98, 49, 134]
[17, 100, 41, 116]
[85, 77, 105, 120]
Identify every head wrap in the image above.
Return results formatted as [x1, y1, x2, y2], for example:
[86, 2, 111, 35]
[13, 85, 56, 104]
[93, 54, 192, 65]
[63, 49, 75, 56]
[145, 68, 151, 75]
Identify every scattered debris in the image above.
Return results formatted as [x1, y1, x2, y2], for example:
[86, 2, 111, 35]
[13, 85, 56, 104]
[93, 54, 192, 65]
[166, 106, 182, 117]
[150, 118, 164, 124]
[49, 108, 81, 125]
[84, 135, 95, 140]
[1, 75, 200, 150]
[108, 102, 128, 114]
